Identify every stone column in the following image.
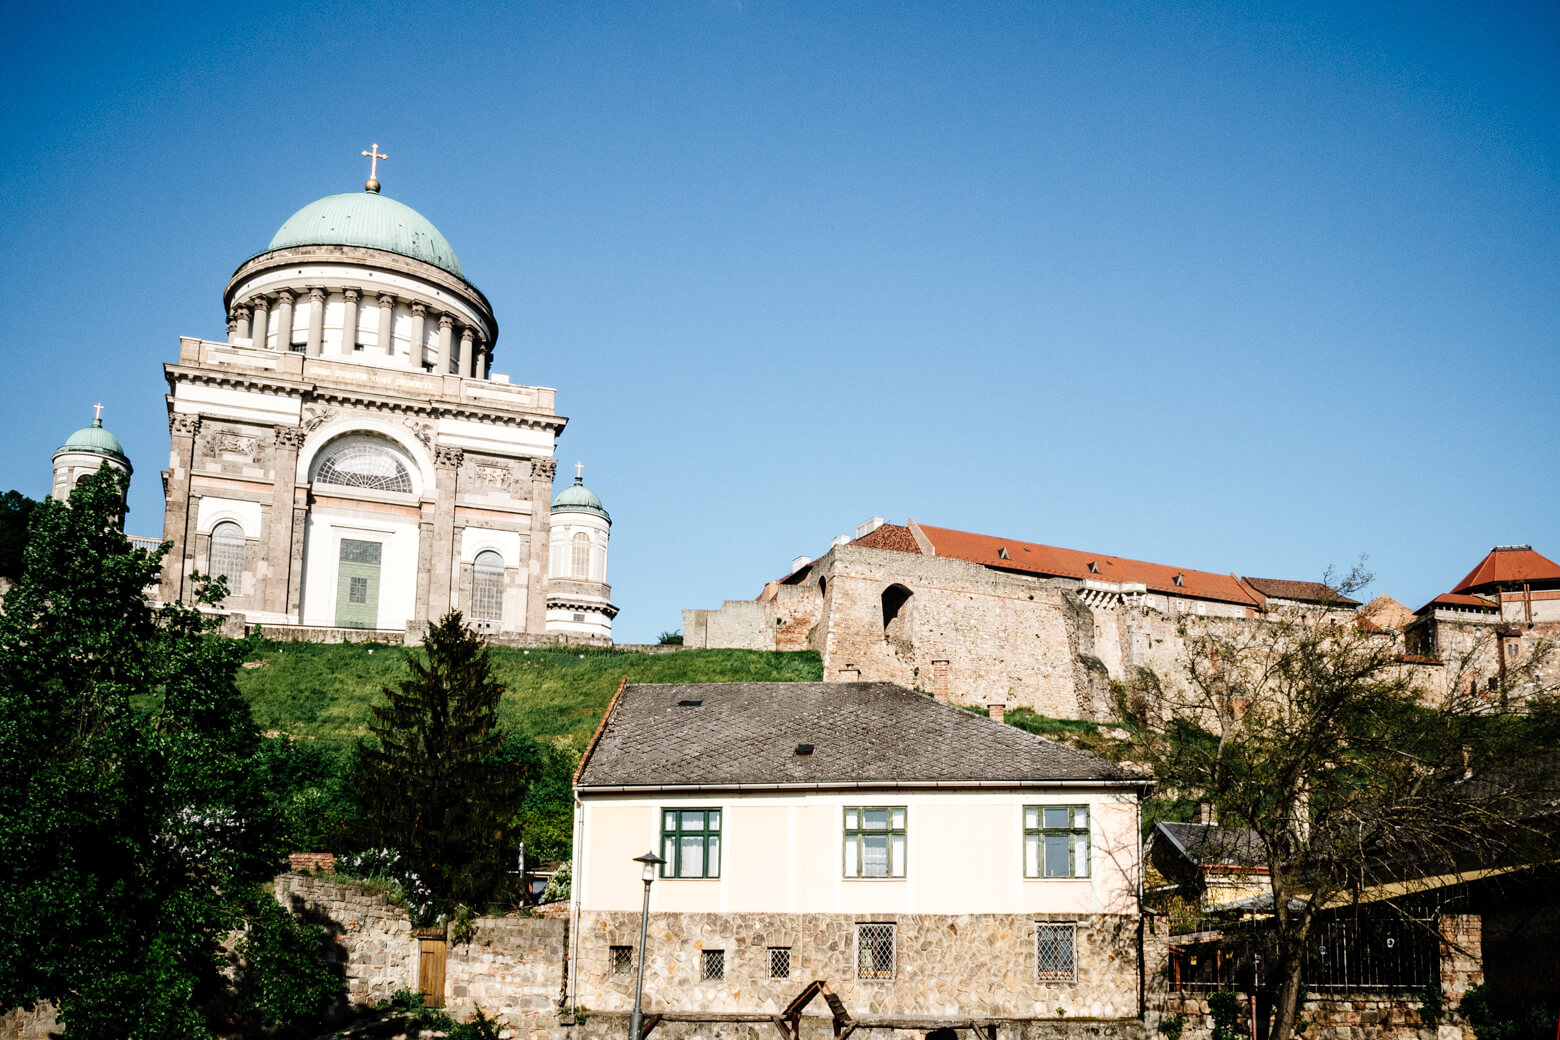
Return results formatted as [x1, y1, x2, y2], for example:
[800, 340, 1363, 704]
[525, 458, 556, 633]
[413, 500, 435, 627]
[480, 339, 492, 379]
[409, 302, 427, 366]
[436, 314, 454, 375]
[160, 413, 202, 604]
[459, 326, 475, 378]
[250, 296, 271, 349]
[426, 446, 463, 618]
[231, 304, 252, 343]
[267, 427, 306, 616]
[306, 288, 327, 357]
[377, 293, 396, 356]
[1438, 914, 1483, 1005]
[273, 291, 296, 352]
[226, 308, 240, 342]
[340, 289, 360, 356]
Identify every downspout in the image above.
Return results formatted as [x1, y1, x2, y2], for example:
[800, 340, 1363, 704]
[568, 792, 584, 1015]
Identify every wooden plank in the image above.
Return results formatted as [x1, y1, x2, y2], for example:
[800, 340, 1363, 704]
[782, 980, 825, 1019]
[639, 1013, 661, 1039]
[417, 938, 447, 1008]
[771, 1014, 797, 1040]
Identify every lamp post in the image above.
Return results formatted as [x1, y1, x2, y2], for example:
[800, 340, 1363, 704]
[628, 850, 665, 1040]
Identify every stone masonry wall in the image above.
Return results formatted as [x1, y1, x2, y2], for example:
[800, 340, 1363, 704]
[574, 910, 1142, 1021]
[274, 872, 418, 1006]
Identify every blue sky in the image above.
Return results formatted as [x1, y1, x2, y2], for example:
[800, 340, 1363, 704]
[2, 1, 1556, 642]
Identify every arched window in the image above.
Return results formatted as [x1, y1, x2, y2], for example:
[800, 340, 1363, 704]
[571, 532, 591, 579]
[472, 550, 504, 622]
[209, 521, 245, 593]
[882, 584, 913, 636]
[315, 438, 413, 494]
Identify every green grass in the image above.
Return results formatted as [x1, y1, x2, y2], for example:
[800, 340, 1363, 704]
[237, 640, 821, 749]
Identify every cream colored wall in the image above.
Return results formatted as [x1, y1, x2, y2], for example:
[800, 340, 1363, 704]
[575, 788, 1140, 918]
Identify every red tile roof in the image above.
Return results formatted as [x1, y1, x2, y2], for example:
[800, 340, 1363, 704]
[851, 523, 923, 555]
[1241, 577, 1361, 607]
[1416, 592, 1499, 614]
[1452, 546, 1560, 594]
[914, 524, 1263, 607]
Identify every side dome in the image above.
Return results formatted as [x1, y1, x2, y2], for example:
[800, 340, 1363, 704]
[266, 191, 463, 278]
[552, 477, 610, 523]
[55, 418, 128, 464]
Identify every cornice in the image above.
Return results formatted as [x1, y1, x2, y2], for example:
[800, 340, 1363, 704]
[546, 596, 620, 619]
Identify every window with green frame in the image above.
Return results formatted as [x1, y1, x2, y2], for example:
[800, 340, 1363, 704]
[844, 807, 906, 878]
[1024, 805, 1089, 878]
[660, 808, 721, 878]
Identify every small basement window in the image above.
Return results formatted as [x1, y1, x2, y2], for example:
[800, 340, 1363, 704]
[769, 947, 792, 979]
[610, 946, 632, 976]
[701, 949, 725, 981]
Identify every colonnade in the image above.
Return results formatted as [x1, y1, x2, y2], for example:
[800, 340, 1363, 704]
[226, 289, 492, 379]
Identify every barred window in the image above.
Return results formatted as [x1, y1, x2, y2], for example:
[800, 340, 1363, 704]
[610, 946, 632, 976]
[844, 807, 905, 878]
[1025, 805, 1089, 878]
[348, 576, 368, 604]
[768, 947, 791, 979]
[315, 439, 413, 494]
[571, 531, 591, 579]
[208, 521, 245, 591]
[1037, 922, 1077, 981]
[472, 550, 504, 621]
[857, 923, 895, 980]
[701, 949, 725, 981]
[661, 808, 720, 878]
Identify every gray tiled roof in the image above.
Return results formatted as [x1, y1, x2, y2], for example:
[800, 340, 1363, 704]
[577, 682, 1146, 789]
[1156, 821, 1266, 868]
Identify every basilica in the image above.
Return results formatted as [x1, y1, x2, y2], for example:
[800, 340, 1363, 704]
[58, 159, 616, 643]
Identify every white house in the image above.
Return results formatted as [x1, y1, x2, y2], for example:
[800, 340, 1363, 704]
[570, 682, 1153, 1034]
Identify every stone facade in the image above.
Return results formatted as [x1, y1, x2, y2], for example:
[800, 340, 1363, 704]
[573, 910, 1143, 1022]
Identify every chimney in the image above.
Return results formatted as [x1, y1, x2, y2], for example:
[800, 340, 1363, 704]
[987, 702, 1005, 724]
[855, 516, 886, 539]
[791, 555, 812, 573]
[1192, 801, 1218, 826]
[931, 659, 951, 703]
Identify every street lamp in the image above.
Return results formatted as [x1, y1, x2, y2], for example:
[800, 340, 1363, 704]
[628, 850, 665, 1040]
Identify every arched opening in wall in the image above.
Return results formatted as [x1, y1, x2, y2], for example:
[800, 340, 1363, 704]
[209, 521, 245, 594]
[571, 532, 591, 579]
[819, 577, 828, 598]
[312, 435, 415, 494]
[472, 550, 504, 625]
[882, 584, 913, 638]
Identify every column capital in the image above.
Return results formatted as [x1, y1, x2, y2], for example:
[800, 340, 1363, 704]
[531, 458, 557, 481]
[438, 313, 454, 330]
[434, 445, 464, 468]
[275, 289, 295, 304]
[169, 413, 202, 437]
[410, 301, 428, 316]
[343, 288, 361, 302]
[459, 325, 475, 343]
[226, 312, 240, 334]
[378, 292, 396, 306]
[308, 287, 328, 303]
[232, 303, 251, 319]
[250, 294, 270, 308]
[274, 426, 307, 451]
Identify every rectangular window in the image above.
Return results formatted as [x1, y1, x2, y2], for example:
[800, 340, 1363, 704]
[661, 808, 721, 878]
[348, 576, 369, 604]
[768, 947, 791, 979]
[701, 949, 725, 981]
[1024, 805, 1089, 878]
[844, 807, 906, 878]
[1037, 922, 1077, 981]
[856, 923, 895, 980]
[610, 946, 632, 976]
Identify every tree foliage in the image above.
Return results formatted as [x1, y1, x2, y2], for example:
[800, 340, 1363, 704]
[0, 469, 336, 1038]
[0, 489, 38, 581]
[1139, 572, 1560, 1040]
[353, 612, 527, 919]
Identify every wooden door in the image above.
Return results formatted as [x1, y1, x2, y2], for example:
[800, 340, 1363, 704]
[418, 938, 447, 1007]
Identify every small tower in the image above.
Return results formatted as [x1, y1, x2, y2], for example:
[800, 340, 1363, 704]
[52, 405, 132, 503]
[546, 463, 617, 640]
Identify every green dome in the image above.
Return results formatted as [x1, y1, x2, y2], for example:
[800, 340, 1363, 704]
[267, 191, 464, 278]
[55, 419, 128, 462]
[552, 478, 610, 522]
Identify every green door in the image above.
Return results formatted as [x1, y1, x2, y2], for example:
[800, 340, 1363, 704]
[335, 539, 382, 629]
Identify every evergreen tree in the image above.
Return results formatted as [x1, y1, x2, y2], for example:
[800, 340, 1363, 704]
[0, 468, 321, 1039]
[354, 612, 527, 918]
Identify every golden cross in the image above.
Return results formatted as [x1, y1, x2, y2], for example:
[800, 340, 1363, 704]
[361, 143, 388, 191]
[575, 461, 584, 481]
[93, 402, 104, 422]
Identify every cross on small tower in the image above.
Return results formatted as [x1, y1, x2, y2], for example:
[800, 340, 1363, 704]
[93, 402, 104, 423]
[575, 461, 584, 482]
[361, 143, 388, 193]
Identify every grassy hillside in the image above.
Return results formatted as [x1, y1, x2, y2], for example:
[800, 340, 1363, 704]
[237, 640, 822, 749]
